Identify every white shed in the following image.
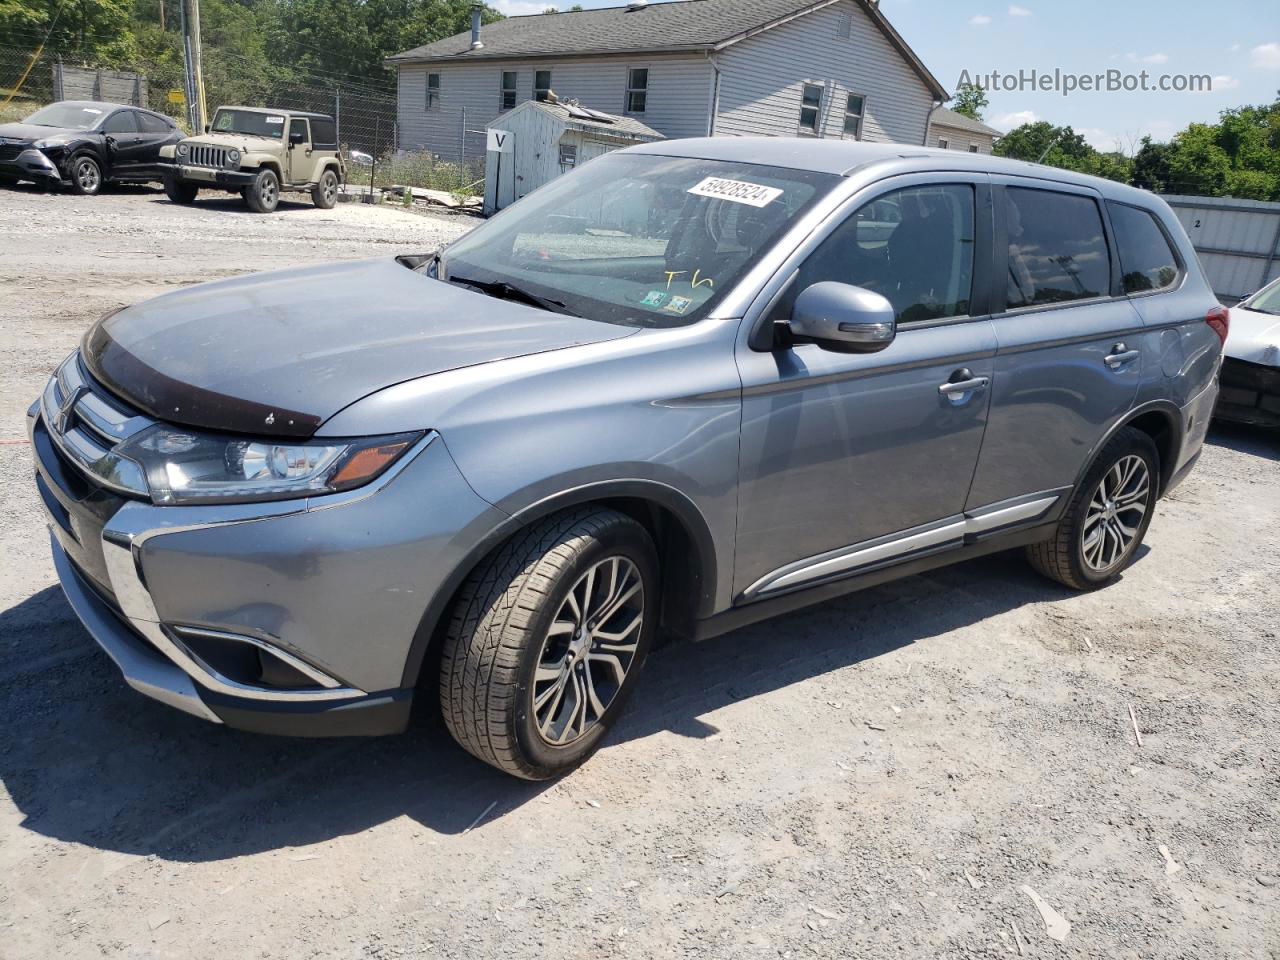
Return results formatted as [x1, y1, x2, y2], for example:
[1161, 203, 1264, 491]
[483, 100, 663, 215]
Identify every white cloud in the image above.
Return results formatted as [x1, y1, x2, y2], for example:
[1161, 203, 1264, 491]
[1124, 52, 1170, 65]
[970, 14, 992, 25]
[1250, 42, 1280, 70]
[1079, 127, 1119, 151]
[1229, 43, 1241, 53]
[491, 0, 558, 14]
[1212, 75, 1241, 90]
[992, 109, 1039, 128]
[1008, 4, 1032, 16]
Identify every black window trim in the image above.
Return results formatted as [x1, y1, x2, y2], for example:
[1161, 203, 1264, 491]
[534, 68, 554, 102]
[746, 172, 996, 352]
[426, 72, 441, 110]
[842, 93, 865, 141]
[990, 179, 1123, 318]
[1104, 198, 1188, 300]
[625, 66, 649, 115]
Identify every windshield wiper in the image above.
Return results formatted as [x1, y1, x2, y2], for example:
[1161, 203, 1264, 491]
[449, 275, 581, 317]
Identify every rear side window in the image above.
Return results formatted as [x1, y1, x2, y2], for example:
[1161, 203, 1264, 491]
[310, 118, 337, 148]
[778, 183, 976, 324]
[1108, 202, 1180, 294]
[1004, 188, 1110, 308]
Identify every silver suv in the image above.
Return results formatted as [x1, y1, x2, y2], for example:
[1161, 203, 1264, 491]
[29, 139, 1223, 779]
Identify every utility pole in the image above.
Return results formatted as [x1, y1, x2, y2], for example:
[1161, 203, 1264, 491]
[180, 0, 207, 132]
[159, 0, 166, 32]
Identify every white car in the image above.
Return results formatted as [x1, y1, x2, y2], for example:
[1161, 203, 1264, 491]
[1218, 277, 1280, 427]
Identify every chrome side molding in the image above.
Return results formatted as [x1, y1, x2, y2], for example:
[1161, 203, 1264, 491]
[743, 490, 1065, 600]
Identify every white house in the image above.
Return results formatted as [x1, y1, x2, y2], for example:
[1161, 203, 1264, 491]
[387, 0, 949, 166]
[926, 106, 1003, 154]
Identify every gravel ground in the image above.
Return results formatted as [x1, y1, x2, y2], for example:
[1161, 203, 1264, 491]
[1, 183, 1278, 960]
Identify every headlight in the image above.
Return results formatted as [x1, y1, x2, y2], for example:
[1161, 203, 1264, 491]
[176, 143, 189, 158]
[33, 138, 66, 149]
[225, 148, 240, 169]
[114, 425, 422, 505]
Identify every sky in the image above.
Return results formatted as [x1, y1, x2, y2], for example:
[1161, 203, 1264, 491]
[489, 0, 1280, 150]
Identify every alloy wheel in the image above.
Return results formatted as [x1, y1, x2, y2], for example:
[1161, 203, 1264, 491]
[262, 178, 278, 207]
[77, 159, 100, 193]
[531, 555, 645, 746]
[1081, 454, 1151, 572]
[322, 173, 337, 204]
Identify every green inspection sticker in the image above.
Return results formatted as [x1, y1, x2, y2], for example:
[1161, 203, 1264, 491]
[640, 290, 668, 308]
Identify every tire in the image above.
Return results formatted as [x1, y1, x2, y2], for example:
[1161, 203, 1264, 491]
[1026, 426, 1160, 591]
[311, 168, 339, 209]
[0, 174, 17, 187]
[440, 507, 659, 780]
[69, 154, 103, 196]
[163, 176, 198, 204]
[242, 168, 280, 213]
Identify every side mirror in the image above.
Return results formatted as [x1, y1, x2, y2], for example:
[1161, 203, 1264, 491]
[788, 282, 896, 353]
[289, 131, 306, 146]
[204, 124, 210, 133]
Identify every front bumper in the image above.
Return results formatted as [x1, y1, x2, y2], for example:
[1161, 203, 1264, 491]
[0, 147, 62, 182]
[1216, 357, 1280, 428]
[158, 160, 257, 187]
[28, 368, 505, 736]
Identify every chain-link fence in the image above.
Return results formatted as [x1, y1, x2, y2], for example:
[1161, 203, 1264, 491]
[1, 43, 397, 155]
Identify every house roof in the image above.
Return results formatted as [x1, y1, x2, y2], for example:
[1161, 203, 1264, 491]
[929, 107, 1003, 138]
[502, 99, 665, 140]
[388, 0, 947, 100]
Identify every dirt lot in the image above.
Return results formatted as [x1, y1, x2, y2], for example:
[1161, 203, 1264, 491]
[1, 183, 1278, 960]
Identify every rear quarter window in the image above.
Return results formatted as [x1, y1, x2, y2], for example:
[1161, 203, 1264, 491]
[1107, 202, 1181, 294]
[1004, 187, 1111, 308]
[310, 118, 337, 148]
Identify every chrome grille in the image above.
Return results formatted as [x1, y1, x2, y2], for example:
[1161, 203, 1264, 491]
[186, 143, 228, 168]
[41, 354, 153, 497]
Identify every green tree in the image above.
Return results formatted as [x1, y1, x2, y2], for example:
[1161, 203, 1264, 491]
[951, 81, 988, 121]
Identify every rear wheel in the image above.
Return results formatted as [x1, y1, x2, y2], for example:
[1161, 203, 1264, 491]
[440, 507, 658, 780]
[311, 168, 339, 209]
[163, 176, 198, 204]
[242, 168, 279, 213]
[69, 155, 102, 196]
[1027, 426, 1159, 590]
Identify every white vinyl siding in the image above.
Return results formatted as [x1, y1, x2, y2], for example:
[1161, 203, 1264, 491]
[397, 54, 711, 165]
[928, 123, 997, 155]
[712, 0, 934, 145]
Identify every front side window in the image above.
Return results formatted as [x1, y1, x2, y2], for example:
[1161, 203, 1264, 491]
[1108, 202, 1180, 294]
[501, 71, 518, 110]
[102, 111, 137, 134]
[843, 94, 865, 139]
[626, 68, 648, 114]
[443, 154, 836, 328]
[426, 73, 441, 109]
[1005, 187, 1111, 308]
[535, 70, 553, 102]
[288, 118, 309, 144]
[1240, 277, 1280, 316]
[775, 183, 976, 325]
[799, 83, 823, 135]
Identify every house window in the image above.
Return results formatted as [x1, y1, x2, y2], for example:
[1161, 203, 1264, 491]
[500, 71, 517, 110]
[843, 93, 865, 139]
[426, 73, 440, 110]
[969, 144, 980, 153]
[535, 70, 553, 102]
[937, 137, 949, 149]
[799, 83, 823, 135]
[626, 68, 648, 114]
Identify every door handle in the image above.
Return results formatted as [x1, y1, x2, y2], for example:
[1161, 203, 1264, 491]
[1104, 343, 1140, 369]
[938, 369, 991, 397]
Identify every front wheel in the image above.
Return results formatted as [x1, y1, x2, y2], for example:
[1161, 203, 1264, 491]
[440, 508, 659, 780]
[311, 168, 339, 209]
[163, 176, 198, 204]
[69, 155, 102, 195]
[242, 168, 279, 213]
[1027, 426, 1159, 590]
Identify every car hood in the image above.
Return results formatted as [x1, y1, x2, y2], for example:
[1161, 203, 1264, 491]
[0, 122, 84, 143]
[1226, 305, 1280, 366]
[82, 257, 637, 439]
[183, 133, 276, 153]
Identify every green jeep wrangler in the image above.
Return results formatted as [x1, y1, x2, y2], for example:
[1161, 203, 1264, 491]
[159, 106, 344, 213]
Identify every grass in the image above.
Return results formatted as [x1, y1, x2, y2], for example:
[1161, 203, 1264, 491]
[366, 150, 483, 198]
[0, 99, 41, 125]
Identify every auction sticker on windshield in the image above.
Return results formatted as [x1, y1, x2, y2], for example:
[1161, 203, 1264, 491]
[687, 176, 784, 208]
[266, 116, 284, 124]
